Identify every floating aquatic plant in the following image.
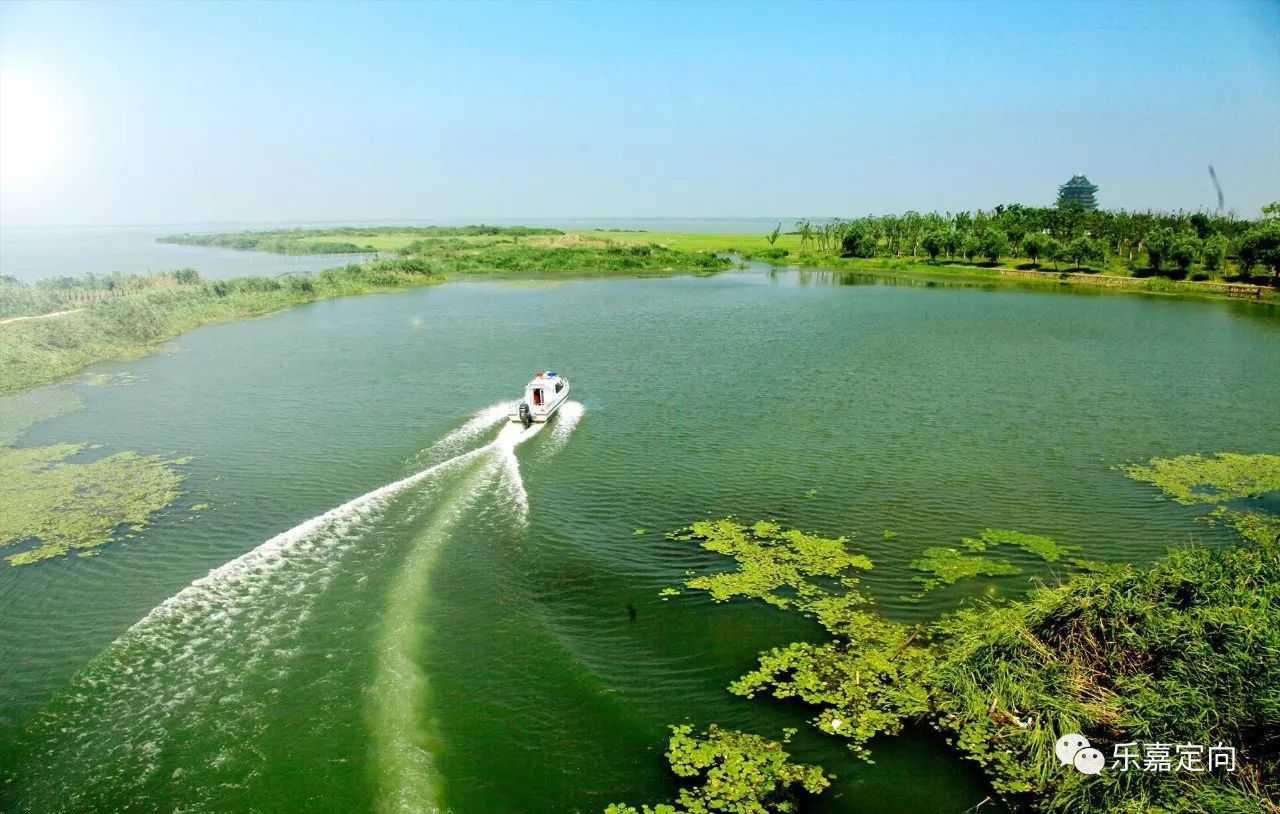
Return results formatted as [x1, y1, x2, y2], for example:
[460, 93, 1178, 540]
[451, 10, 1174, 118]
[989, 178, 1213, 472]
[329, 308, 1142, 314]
[1126, 452, 1280, 547]
[959, 527, 1076, 561]
[1124, 452, 1280, 505]
[0, 443, 188, 565]
[605, 724, 828, 814]
[643, 509, 1280, 814]
[669, 519, 871, 610]
[906, 528, 1076, 599]
[907, 546, 1022, 597]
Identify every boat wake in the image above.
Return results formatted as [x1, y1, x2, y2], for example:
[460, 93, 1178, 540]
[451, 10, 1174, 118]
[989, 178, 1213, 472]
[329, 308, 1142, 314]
[539, 399, 586, 460]
[369, 418, 548, 814]
[8, 402, 584, 814]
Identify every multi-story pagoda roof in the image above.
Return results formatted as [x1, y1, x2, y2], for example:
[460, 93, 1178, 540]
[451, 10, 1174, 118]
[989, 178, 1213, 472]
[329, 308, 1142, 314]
[1057, 173, 1099, 210]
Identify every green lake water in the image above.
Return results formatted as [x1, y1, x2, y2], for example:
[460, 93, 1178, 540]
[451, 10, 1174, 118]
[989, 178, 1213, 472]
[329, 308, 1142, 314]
[2, 267, 1278, 812]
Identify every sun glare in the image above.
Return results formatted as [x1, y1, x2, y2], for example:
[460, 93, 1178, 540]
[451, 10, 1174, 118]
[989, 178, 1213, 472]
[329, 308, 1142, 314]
[0, 73, 65, 190]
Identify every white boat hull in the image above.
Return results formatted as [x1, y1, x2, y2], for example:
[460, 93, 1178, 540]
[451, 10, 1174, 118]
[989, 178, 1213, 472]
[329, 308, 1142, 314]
[509, 379, 570, 423]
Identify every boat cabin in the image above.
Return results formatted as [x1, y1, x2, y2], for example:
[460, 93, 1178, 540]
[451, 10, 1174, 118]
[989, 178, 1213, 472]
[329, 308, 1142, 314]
[527, 371, 565, 407]
[513, 370, 571, 424]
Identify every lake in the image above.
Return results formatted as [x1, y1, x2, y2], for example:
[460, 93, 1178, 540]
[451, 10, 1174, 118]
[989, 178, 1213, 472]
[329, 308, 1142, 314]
[2, 267, 1277, 812]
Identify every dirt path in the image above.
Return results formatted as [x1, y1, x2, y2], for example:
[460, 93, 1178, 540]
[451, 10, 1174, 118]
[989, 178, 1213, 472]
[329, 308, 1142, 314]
[0, 308, 84, 327]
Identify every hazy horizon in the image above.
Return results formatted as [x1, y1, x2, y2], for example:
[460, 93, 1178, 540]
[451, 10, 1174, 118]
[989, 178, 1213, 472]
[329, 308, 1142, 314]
[2, 0, 1278, 228]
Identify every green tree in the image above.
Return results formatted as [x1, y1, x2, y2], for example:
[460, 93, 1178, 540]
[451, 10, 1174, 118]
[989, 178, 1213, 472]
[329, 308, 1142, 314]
[766, 223, 781, 247]
[1238, 221, 1280, 285]
[1170, 232, 1201, 275]
[840, 227, 876, 258]
[960, 233, 980, 262]
[1043, 237, 1064, 271]
[977, 229, 1010, 264]
[1201, 233, 1228, 275]
[1064, 236, 1102, 270]
[920, 230, 945, 261]
[794, 220, 813, 251]
[1022, 233, 1047, 266]
[942, 230, 962, 259]
[1145, 227, 1174, 273]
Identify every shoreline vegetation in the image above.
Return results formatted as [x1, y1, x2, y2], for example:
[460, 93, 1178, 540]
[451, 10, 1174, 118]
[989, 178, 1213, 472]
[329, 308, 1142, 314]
[156, 205, 1280, 303]
[0, 230, 729, 396]
[5, 206, 1278, 395]
[155, 224, 568, 254]
[613, 453, 1280, 814]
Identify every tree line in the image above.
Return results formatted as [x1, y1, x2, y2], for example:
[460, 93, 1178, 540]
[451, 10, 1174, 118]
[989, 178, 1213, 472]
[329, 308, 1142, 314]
[791, 203, 1280, 283]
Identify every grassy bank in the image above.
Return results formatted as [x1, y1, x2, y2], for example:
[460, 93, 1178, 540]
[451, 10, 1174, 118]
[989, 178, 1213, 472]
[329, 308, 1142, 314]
[0, 240, 729, 396]
[784, 253, 1278, 302]
[156, 224, 564, 254]
[151, 222, 1278, 303]
[0, 258, 447, 395]
[616, 453, 1280, 813]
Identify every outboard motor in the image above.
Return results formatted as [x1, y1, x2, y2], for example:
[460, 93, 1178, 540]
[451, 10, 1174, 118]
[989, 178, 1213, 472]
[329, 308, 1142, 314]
[518, 401, 533, 429]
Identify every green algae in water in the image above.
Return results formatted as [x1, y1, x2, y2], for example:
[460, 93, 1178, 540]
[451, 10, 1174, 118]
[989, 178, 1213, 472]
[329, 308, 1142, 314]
[1211, 506, 1280, 546]
[907, 547, 1021, 596]
[959, 527, 1076, 561]
[907, 528, 1075, 599]
[0, 443, 188, 565]
[606, 724, 829, 814]
[669, 519, 871, 609]
[1125, 452, 1280, 505]
[655, 513, 1280, 813]
[1126, 452, 1280, 546]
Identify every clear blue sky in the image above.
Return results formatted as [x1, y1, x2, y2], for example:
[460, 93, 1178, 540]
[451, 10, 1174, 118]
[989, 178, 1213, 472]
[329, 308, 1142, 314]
[1, 0, 1276, 226]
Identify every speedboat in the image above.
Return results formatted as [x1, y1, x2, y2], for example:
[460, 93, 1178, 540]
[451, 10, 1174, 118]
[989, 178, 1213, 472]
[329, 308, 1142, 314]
[511, 371, 571, 427]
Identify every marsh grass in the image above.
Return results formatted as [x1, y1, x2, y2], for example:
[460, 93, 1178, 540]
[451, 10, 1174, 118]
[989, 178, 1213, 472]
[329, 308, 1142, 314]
[1, 241, 729, 396]
[0, 258, 443, 395]
[157, 224, 564, 254]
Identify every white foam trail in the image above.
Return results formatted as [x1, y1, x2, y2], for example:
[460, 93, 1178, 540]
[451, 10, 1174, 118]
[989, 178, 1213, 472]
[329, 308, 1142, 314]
[16, 401, 574, 813]
[492, 419, 545, 524]
[422, 402, 511, 459]
[10, 405, 514, 812]
[540, 400, 585, 459]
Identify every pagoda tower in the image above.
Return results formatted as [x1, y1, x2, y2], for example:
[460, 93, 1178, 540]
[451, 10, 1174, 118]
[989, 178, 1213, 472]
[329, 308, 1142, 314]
[1057, 173, 1099, 210]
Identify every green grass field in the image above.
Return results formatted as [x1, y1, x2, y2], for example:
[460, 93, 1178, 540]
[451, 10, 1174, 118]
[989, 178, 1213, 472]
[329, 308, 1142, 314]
[332, 233, 508, 251]
[259, 229, 803, 255]
[574, 229, 804, 254]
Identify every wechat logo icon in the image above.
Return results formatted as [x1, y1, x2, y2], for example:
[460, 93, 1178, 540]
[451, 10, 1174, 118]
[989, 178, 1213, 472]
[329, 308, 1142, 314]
[1056, 733, 1106, 775]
